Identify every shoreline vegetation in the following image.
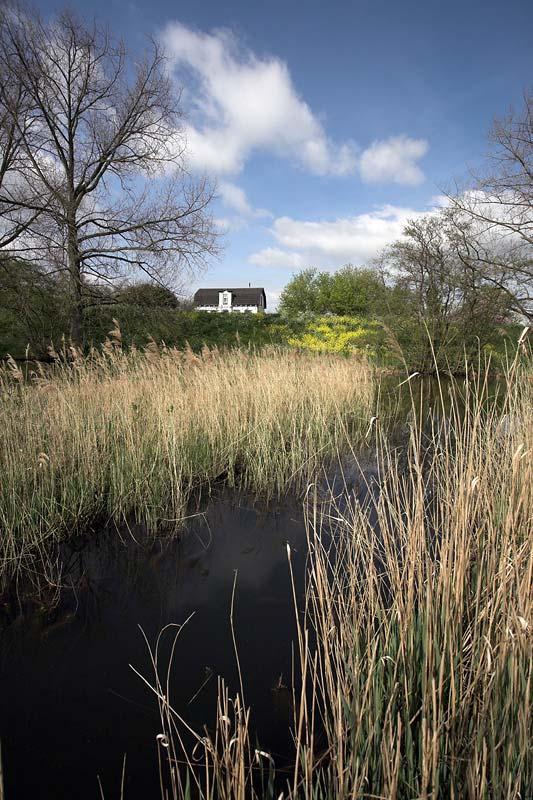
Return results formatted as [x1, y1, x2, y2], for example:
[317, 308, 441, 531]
[0, 342, 373, 588]
[142, 358, 532, 800]
[1, 333, 531, 797]
[1, 303, 523, 377]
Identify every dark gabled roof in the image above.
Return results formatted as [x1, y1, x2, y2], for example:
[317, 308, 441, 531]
[193, 287, 267, 309]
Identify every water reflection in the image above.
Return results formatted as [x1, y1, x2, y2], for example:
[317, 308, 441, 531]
[0, 492, 308, 799]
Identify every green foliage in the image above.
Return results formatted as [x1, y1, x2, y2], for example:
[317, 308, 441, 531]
[84, 306, 289, 351]
[278, 257, 521, 372]
[0, 254, 524, 375]
[320, 266, 389, 316]
[0, 267, 286, 357]
[115, 282, 181, 308]
[0, 256, 70, 358]
[278, 268, 322, 315]
[279, 265, 388, 317]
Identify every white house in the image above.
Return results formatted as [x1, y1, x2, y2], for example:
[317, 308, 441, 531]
[193, 287, 267, 313]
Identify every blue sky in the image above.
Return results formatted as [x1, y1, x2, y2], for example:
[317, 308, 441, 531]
[40, 0, 532, 308]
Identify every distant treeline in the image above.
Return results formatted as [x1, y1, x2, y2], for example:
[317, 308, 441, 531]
[0, 259, 284, 357]
[277, 245, 522, 372]
[0, 253, 522, 374]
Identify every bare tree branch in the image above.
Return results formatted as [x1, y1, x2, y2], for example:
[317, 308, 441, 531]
[0, 5, 218, 344]
[446, 90, 533, 318]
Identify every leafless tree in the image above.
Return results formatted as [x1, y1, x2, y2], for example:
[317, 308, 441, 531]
[0, 6, 48, 253]
[447, 91, 533, 319]
[379, 215, 515, 372]
[0, 6, 217, 344]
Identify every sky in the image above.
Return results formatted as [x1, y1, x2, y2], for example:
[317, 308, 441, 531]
[39, 0, 533, 308]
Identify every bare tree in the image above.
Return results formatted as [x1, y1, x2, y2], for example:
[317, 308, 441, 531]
[447, 91, 533, 319]
[0, 6, 48, 253]
[379, 215, 515, 372]
[0, 7, 217, 344]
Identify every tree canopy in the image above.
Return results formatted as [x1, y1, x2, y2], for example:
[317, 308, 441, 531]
[278, 266, 388, 317]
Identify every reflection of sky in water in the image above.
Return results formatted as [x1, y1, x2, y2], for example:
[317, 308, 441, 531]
[0, 492, 309, 800]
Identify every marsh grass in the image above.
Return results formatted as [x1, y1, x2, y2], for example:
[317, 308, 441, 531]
[295, 364, 532, 798]
[0, 342, 373, 586]
[141, 360, 532, 799]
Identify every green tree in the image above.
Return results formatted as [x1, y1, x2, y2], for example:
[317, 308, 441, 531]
[278, 268, 323, 315]
[0, 255, 69, 357]
[279, 265, 388, 317]
[325, 266, 388, 316]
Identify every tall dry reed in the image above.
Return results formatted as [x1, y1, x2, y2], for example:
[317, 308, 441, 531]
[295, 365, 532, 798]
[144, 363, 532, 799]
[0, 343, 373, 585]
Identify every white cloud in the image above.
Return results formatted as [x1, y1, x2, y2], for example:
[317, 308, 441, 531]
[161, 22, 358, 176]
[161, 23, 427, 183]
[249, 203, 437, 268]
[218, 181, 271, 218]
[213, 216, 246, 233]
[360, 136, 429, 185]
[249, 247, 305, 269]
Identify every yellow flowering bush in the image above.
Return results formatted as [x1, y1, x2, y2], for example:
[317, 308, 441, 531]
[287, 315, 385, 355]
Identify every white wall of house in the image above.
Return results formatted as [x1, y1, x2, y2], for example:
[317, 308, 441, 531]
[195, 305, 260, 313]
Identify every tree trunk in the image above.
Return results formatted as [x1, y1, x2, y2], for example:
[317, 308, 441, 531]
[67, 219, 83, 348]
[69, 284, 83, 348]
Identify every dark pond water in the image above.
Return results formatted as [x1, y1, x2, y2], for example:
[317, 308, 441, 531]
[0, 492, 315, 799]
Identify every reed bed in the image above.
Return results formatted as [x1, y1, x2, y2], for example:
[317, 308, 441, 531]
[146, 363, 532, 799]
[0, 343, 373, 585]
